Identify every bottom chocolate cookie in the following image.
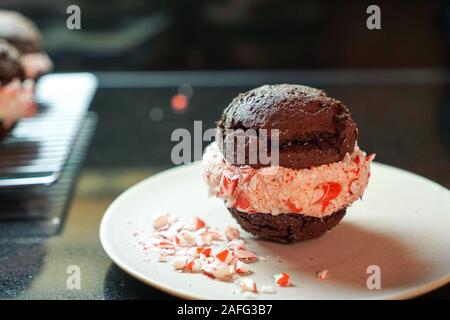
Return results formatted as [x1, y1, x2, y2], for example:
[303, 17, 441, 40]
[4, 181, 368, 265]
[228, 207, 347, 243]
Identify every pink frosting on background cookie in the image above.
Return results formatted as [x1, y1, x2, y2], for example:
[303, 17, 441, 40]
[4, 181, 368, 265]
[0, 78, 36, 128]
[202, 142, 374, 217]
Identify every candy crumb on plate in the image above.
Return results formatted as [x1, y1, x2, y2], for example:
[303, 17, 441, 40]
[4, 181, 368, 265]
[239, 279, 257, 293]
[153, 212, 171, 230]
[134, 213, 296, 296]
[316, 269, 329, 280]
[274, 272, 291, 287]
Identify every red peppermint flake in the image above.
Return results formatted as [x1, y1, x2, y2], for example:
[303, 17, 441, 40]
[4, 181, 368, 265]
[286, 198, 302, 213]
[236, 249, 257, 262]
[215, 248, 230, 263]
[239, 279, 257, 293]
[196, 247, 212, 257]
[193, 217, 206, 230]
[313, 182, 342, 212]
[221, 175, 238, 195]
[185, 260, 195, 271]
[202, 270, 216, 279]
[235, 193, 251, 210]
[235, 261, 250, 274]
[157, 240, 173, 248]
[275, 272, 290, 287]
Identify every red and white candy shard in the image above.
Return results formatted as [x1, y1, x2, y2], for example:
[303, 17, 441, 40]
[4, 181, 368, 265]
[316, 269, 329, 280]
[227, 239, 245, 250]
[235, 249, 257, 262]
[137, 213, 301, 295]
[170, 257, 188, 270]
[152, 212, 171, 230]
[239, 279, 257, 293]
[235, 260, 250, 274]
[137, 214, 259, 287]
[274, 272, 291, 287]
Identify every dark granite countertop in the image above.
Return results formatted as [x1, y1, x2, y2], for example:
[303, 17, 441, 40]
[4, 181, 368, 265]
[1, 70, 449, 299]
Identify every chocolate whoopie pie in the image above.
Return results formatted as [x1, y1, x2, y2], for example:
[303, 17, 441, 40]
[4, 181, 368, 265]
[202, 84, 374, 243]
[0, 40, 26, 140]
[0, 10, 53, 79]
[0, 10, 42, 54]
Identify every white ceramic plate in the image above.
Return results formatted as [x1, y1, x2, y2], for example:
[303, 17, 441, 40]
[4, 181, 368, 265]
[100, 162, 450, 300]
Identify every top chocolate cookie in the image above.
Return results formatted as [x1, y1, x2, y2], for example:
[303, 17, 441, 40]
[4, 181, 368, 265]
[217, 84, 357, 169]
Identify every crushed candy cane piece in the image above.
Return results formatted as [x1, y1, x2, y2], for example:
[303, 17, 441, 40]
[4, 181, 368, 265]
[235, 261, 250, 274]
[236, 249, 257, 262]
[316, 269, 329, 280]
[135, 213, 293, 296]
[314, 182, 342, 212]
[153, 213, 170, 230]
[185, 259, 195, 272]
[274, 272, 290, 287]
[191, 217, 206, 230]
[196, 247, 212, 257]
[215, 248, 232, 264]
[235, 192, 251, 210]
[227, 239, 245, 249]
[191, 259, 202, 273]
[171, 257, 187, 270]
[202, 260, 230, 279]
[239, 279, 257, 293]
[157, 240, 173, 248]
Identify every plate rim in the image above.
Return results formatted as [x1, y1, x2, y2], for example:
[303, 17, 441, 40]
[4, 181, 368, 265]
[100, 161, 450, 300]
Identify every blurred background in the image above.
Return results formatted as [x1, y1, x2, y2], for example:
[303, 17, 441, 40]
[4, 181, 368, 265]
[1, 0, 448, 71]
